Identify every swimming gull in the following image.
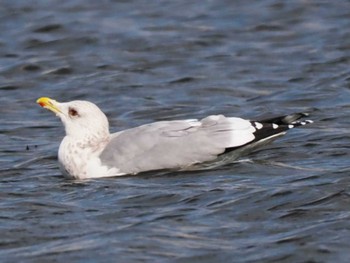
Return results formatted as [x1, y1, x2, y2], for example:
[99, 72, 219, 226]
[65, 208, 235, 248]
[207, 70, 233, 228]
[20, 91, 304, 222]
[36, 97, 313, 179]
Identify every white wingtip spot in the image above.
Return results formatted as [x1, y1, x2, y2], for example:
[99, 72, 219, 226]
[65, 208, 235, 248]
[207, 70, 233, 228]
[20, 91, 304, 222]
[272, 123, 278, 129]
[254, 122, 263, 130]
[288, 124, 294, 129]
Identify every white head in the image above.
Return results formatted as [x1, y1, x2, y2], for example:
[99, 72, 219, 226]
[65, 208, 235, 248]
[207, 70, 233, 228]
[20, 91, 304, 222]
[37, 97, 110, 144]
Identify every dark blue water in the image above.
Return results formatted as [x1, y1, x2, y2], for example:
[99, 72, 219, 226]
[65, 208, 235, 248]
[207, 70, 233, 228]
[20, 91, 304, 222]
[1, 0, 350, 262]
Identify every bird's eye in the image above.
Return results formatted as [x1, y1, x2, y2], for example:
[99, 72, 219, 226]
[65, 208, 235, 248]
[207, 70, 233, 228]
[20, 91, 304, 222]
[69, 107, 79, 117]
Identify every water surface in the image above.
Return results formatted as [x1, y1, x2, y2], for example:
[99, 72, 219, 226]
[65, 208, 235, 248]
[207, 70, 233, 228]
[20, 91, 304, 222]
[1, 1, 350, 262]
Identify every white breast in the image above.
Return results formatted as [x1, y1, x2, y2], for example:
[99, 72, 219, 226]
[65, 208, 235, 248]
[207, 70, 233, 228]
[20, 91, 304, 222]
[58, 136, 123, 179]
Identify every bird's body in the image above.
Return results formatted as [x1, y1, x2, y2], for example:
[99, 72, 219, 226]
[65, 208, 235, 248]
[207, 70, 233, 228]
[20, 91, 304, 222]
[37, 97, 312, 179]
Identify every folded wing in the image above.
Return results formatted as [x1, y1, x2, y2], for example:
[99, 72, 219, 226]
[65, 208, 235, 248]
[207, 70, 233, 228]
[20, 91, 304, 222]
[99, 115, 256, 174]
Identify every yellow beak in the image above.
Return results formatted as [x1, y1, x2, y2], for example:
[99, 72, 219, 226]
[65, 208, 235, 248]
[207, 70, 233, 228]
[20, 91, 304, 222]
[36, 97, 62, 114]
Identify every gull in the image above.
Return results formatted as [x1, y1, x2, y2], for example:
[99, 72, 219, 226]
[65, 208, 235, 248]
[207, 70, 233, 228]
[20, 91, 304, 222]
[37, 97, 312, 179]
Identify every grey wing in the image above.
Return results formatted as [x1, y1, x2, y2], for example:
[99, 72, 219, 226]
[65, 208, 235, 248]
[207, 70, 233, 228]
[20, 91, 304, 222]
[99, 115, 256, 174]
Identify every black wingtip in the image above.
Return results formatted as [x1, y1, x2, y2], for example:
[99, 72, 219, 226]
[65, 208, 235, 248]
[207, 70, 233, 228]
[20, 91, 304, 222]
[288, 119, 314, 129]
[258, 112, 312, 125]
[220, 112, 313, 156]
[281, 112, 310, 125]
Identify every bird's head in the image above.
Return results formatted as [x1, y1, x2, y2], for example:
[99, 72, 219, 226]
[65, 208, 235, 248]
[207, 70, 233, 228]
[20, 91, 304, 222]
[37, 97, 110, 143]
